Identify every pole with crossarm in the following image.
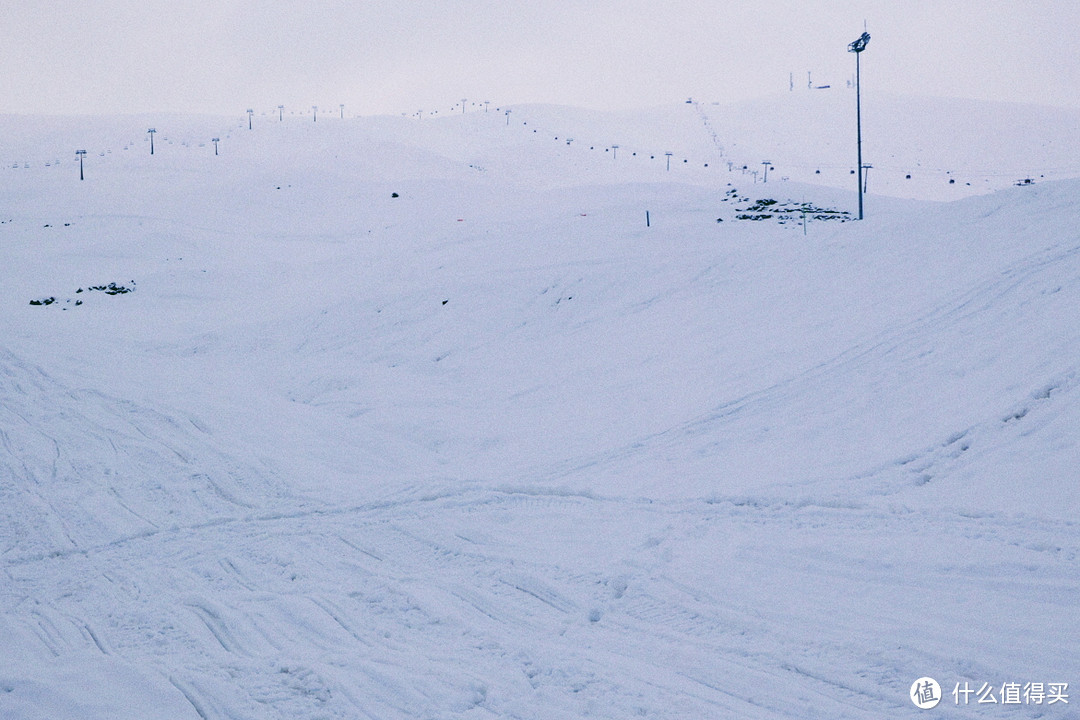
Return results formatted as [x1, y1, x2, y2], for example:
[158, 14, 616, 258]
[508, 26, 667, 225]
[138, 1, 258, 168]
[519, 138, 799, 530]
[147, 128, 156, 155]
[76, 150, 86, 180]
[848, 31, 870, 219]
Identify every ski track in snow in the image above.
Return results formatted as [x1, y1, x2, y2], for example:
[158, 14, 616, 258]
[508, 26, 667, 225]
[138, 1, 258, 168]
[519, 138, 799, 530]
[6, 484, 1078, 719]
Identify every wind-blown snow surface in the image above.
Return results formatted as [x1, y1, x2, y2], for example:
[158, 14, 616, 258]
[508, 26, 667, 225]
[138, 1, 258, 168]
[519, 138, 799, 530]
[2, 99, 1079, 719]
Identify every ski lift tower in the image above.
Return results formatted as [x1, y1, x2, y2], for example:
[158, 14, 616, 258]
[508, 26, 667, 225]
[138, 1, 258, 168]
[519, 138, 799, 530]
[848, 31, 870, 220]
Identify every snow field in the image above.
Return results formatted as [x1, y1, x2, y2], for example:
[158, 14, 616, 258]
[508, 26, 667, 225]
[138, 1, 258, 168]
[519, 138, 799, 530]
[2, 99, 1079, 718]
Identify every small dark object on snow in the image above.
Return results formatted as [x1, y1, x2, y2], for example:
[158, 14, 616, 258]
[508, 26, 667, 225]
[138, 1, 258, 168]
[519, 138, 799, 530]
[89, 282, 134, 295]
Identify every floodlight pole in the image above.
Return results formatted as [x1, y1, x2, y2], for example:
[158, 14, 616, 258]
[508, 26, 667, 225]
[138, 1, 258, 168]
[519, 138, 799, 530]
[762, 160, 772, 182]
[278, 105, 284, 121]
[340, 104, 344, 119]
[76, 149, 86, 180]
[147, 128, 156, 155]
[313, 105, 318, 122]
[612, 144, 619, 160]
[665, 152, 673, 171]
[848, 31, 870, 220]
[505, 109, 511, 126]
[247, 109, 254, 130]
[212, 138, 220, 155]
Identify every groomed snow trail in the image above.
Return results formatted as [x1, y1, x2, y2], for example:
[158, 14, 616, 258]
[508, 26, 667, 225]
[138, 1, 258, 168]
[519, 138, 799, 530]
[6, 483, 1077, 719]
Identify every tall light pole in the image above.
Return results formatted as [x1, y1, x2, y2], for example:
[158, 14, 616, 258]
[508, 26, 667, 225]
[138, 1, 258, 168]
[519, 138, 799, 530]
[665, 152, 673, 171]
[461, 99, 467, 114]
[247, 109, 254, 130]
[76, 149, 86, 180]
[278, 105, 284, 121]
[212, 137, 220, 156]
[313, 105, 318, 122]
[147, 128, 156, 155]
[848, 31, 870, 220]
[340, 103, 344, 119]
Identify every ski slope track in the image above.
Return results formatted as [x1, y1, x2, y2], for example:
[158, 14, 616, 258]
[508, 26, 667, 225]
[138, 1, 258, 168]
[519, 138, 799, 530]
[1, 98, 1079, 719]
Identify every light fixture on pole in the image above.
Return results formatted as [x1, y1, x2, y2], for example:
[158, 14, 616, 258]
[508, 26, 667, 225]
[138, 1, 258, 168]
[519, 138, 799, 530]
[461, 98, 467, 115]
[611, 144, 619, 160]
[848, 30, 870, 220]
[76, 149, 86, 180]
[147, 128, 156, 155]
[340, 104, 344, 119]
[313, 105, 318, 122]
[212, 138, 220, 156]
[247, 109, 254, 130]
[278, 105, 284, 121]
[665, 152, 673, 171]
[762, 160, 772, 182]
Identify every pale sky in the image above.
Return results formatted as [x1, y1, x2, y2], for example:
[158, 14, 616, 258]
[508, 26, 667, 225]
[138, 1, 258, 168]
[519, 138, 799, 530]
[5, 1, 1079, 116]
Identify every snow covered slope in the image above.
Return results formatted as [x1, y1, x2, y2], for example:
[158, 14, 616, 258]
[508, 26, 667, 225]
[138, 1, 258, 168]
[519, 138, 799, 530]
[1, 100, 1078, 719]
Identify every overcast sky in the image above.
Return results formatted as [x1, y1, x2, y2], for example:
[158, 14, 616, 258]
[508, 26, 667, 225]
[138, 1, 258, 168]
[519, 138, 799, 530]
[5, 1, 1079, 116]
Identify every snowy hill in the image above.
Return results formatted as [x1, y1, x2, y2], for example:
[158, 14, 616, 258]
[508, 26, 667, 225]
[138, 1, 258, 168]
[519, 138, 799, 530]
[1, 98, 1078, 719]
